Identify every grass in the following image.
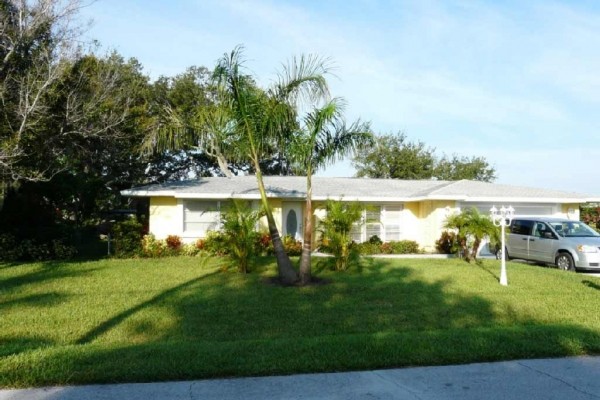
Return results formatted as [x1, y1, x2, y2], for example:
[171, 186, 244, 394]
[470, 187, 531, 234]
[1, 256, 599, 388]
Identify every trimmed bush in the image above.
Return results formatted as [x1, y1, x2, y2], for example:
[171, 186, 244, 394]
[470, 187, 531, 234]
[112, 219, 143, 258]
[355, 240, 420, 255]
[354, 242, 380, 255]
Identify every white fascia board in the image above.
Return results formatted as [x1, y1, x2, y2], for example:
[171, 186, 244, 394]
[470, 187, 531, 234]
[584, 198, 600, 203]
[174, 192, 307, 200]
[120, 190, 176, 197]
[460, 197, 587, 203]
[311, 195, 425, 202]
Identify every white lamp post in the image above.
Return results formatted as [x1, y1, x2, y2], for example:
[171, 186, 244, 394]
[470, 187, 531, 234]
[490, 205, 515, 286]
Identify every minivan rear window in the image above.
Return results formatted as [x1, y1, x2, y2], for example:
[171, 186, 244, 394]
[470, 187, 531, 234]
[511, 220, 534, 235]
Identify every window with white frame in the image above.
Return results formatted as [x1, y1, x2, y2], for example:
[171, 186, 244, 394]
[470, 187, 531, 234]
[183, 200, 221, 236]
[351, 204, 404, 242]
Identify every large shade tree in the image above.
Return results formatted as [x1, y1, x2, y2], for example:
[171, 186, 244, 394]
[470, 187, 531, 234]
[0, 0, 84, 183]
[353, 132, 496, 182]
[291, 98, 372, 284]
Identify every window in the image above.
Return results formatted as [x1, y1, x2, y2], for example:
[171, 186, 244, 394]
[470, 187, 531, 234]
[184, 201, 220, 236]
[383, 206, 403, 241]
[351, 204, 404, 242]
[365, 206, 382, 240]
[510, 220, 534, 235]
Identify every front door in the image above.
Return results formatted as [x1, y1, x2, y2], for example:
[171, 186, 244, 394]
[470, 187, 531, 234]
[282, 202, 304, 241]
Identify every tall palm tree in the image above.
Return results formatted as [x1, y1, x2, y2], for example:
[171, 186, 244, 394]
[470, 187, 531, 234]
[291, 98, 372, 284]
[212, 46, 332, 284]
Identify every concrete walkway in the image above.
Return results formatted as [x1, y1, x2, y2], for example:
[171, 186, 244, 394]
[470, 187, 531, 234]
[1, 356, 599, 400]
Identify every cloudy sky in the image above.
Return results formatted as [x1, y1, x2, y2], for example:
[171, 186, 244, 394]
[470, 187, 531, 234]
[81, 0, 600, 195]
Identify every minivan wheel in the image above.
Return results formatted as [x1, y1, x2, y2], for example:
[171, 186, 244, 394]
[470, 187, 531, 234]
[496, 247, 511, 261]
[555, 253, 575, 272]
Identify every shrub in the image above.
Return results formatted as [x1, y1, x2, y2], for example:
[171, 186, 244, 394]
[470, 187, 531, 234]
[20, 240, 52, 261]
[368, 235, 383, 245]
[112, 218, 143, 258]
[194, 239, 206, 250]
[391, 240, 419, 254]
[436, 231, 458, 254]
[282, 235, 302, 256]
[181, 243, 204, 257]
[254, 232, 273, 256]
[319, 200, 363, 271]
[203, 231, 229, 256]
[355, 240, 420, 255]
[355, 242, 381, 255]
[52, 239, 77, 260]
[0, 233, 76, 262]
[0, 233, 23, 261]
[165, 235, 182, 251]
[221, 200, 261, 273]
[141, 234, 167, 258]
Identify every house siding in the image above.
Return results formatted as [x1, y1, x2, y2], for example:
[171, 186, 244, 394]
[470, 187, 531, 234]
[149, 197, 180, 240]
[145, 196, 580, 253]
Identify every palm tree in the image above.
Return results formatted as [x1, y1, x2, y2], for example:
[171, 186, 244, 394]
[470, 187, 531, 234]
[143, 46, 335, 284]
[212, 46, 332, 284]
[290, 98, 372, 284]
[444, 207, 499, 262]
[319, 199, 364, 271]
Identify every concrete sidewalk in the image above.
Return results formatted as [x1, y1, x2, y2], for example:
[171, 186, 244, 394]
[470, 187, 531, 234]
[1, 356, 599, 400]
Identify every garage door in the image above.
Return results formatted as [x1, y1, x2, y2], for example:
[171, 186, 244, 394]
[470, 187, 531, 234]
[458, 202, 558, 217]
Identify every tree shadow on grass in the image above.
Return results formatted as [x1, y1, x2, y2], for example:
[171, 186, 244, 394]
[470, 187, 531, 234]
[0, 261, 100, 293]
[0, 292, 70, 311]
[75, 270, 221, 344]
[2, 257, 600, 388]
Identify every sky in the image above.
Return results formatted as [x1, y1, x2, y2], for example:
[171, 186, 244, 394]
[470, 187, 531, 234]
[80, 0, 600, 195]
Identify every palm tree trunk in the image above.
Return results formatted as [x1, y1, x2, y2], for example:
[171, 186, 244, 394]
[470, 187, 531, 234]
[254, 169, 298, 284]
[299, 174, 313, 285]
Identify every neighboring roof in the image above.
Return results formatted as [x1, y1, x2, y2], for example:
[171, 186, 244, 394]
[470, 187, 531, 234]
[121, 176, 596, 204]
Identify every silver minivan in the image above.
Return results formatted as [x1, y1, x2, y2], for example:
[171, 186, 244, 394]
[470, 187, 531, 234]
[505, 217, 600, 271]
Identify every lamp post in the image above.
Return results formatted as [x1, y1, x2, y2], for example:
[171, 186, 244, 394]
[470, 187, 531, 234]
[490, 205, 515, 286]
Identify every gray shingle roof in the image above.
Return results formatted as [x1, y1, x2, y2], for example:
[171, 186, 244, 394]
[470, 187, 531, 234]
[121, 176, 595, 203]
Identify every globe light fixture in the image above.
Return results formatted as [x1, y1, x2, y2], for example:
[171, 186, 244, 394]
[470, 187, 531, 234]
[490, 205, 515, 286]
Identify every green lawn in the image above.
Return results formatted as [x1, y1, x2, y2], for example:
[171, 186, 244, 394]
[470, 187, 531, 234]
[1, 256, 599, 388]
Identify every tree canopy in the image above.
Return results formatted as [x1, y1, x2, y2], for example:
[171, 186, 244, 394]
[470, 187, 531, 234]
[353, 132, 496, 182]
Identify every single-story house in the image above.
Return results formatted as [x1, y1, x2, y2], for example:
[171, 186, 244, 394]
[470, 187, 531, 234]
[121, 176, 598, 252]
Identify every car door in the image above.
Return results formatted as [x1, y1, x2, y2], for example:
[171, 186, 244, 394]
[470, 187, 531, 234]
[528, 221, 558, 263]
[507, 219, 534, 259]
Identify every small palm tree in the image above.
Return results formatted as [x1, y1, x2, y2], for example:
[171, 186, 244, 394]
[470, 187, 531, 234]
[221, 200, 261, 273]
[319, 200, 363, 271]
[444, 207, 499, 262]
